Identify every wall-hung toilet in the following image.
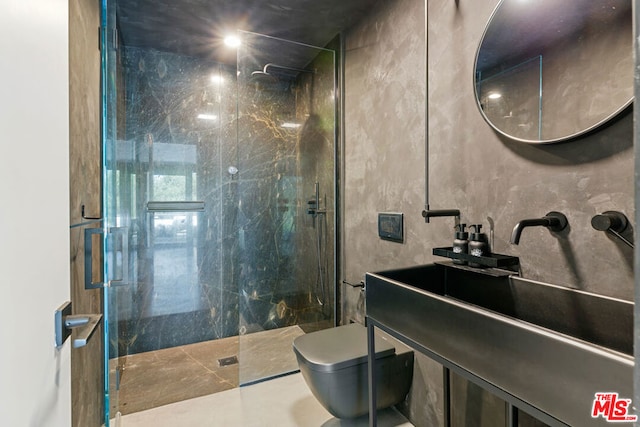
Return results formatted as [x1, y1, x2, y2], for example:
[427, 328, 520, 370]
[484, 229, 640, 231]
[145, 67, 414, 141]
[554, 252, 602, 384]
[293, 323, 414, 419]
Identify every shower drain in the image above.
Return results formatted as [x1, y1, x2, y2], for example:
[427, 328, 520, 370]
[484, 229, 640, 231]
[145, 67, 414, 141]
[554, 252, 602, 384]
[218, 355, 239, 367]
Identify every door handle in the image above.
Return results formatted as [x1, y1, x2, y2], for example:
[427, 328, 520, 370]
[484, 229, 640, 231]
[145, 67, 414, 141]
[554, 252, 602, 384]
[86, 227, 130, 288]
[54, 301, 102, 348]
[84, 228, 104, 289]
[107, 227, 129, 287]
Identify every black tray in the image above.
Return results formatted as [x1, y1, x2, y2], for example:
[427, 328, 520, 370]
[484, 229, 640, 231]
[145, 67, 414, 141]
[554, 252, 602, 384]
[433, 247, 519, 268]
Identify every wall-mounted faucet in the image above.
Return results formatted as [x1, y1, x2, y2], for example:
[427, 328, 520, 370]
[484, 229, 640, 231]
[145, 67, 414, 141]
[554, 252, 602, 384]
[510, 211, 568, 245]
[591, 211, 634, 248]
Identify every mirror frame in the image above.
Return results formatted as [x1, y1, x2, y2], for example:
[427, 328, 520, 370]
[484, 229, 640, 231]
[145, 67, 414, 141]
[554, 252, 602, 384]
[473, 0, 634, 145]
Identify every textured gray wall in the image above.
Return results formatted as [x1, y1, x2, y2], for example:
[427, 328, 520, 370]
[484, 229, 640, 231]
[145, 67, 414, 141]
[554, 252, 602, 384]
[476, 0, 632, 142]
[343, 0, 633, 425]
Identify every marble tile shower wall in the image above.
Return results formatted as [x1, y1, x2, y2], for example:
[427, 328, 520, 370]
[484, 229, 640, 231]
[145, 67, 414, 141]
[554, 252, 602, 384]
[111, 46, 334, 356]
[236, 46, 336, 333]
[294, 49, 337, 327]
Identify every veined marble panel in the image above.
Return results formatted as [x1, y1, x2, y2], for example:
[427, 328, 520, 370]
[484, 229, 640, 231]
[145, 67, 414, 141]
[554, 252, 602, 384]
[109, 37, 336, 358]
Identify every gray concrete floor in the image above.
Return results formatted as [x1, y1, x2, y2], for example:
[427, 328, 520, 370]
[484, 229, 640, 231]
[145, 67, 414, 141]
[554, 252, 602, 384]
[111, 372, 413, 427]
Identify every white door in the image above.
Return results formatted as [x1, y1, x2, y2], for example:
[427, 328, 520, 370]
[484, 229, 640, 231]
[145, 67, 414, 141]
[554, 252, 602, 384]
[0, 0, 71, 425]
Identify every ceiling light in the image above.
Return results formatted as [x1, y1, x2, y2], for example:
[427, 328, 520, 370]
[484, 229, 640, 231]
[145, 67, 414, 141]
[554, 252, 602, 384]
[488, 93, 502, 100]
[224, 35, 241, 48]
[211, 74, 224, 84]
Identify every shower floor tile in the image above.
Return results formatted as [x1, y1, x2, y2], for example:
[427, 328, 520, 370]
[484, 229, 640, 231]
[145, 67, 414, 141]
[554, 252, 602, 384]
[112, 372, 414, 427]
[239, 324, 305, 384]
[110, 325, 307, 415]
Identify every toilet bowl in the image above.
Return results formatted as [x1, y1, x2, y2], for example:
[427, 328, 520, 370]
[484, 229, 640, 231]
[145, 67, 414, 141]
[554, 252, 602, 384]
[293, 323, 414, 419]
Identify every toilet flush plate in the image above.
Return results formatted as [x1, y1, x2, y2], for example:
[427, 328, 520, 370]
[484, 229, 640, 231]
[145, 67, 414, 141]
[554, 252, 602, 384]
[378, 212, 403, 243]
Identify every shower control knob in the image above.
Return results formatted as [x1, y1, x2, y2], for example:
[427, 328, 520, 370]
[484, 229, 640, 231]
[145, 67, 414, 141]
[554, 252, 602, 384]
[228, 166, 239, 175]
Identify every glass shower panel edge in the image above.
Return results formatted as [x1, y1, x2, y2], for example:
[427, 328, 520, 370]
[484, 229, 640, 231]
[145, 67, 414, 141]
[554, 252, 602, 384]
[100, 0, 117, 422]
[236, 31, 337, 385]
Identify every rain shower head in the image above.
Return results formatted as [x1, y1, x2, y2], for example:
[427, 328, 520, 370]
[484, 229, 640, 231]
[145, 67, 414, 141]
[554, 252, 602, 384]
[249, 69, 278, 85]
[251, 63, 314, 80]
[248, 63, 315, 90]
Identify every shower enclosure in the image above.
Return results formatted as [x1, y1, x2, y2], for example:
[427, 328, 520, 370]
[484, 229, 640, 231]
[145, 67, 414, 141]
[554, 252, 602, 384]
[101, 1, 337, 419]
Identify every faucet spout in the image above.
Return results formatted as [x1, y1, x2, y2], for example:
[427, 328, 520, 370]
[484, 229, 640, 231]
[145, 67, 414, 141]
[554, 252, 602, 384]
[421, 208, 460, 224]
[510, 211, 568, 245]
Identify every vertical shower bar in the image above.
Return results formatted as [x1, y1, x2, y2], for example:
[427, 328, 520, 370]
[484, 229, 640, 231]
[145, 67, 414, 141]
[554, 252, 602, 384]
[315, 181, 320, 216]
[337, 32, 345, 327]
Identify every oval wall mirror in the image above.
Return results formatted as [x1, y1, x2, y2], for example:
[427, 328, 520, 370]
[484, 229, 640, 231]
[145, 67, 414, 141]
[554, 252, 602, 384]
[474, 0, 632, 144]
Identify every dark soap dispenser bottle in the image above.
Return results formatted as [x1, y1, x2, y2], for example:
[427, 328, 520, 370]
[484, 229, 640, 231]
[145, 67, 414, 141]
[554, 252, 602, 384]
[452, 223, 468, 265]
[468, 224, 490, 268]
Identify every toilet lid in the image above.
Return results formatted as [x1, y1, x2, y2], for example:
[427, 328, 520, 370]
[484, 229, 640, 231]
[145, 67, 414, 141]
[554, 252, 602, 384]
[293, 323, 396, 372]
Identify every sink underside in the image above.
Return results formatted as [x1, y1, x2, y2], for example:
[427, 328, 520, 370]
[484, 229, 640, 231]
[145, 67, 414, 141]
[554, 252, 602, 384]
[366, 263, 633, 427]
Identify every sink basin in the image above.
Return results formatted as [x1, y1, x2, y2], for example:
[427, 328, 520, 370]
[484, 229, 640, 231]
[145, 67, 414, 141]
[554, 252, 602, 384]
[375, 263, 633, 355]
[366, 262, 633, 427]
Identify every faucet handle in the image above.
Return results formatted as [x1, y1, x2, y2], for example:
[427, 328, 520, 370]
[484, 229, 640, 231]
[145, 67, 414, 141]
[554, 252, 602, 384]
[591, 211, 628, 233]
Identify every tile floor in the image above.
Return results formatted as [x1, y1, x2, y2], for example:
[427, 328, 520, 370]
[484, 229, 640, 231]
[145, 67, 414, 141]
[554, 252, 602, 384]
[111, 372, 413, 427]
[110, 326, 306, 415]
[238, 325, 306, 384]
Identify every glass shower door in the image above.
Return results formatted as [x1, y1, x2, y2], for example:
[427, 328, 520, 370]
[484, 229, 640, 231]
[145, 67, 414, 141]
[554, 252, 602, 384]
[99, 0, 118, 421]
[102, 0, 242, 417]
[101, 1, 337, 420]
[236, 32, 337, 385]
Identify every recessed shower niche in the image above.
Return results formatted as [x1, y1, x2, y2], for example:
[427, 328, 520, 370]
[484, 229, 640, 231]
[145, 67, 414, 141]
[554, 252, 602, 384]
[101, 5, 339, 416]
